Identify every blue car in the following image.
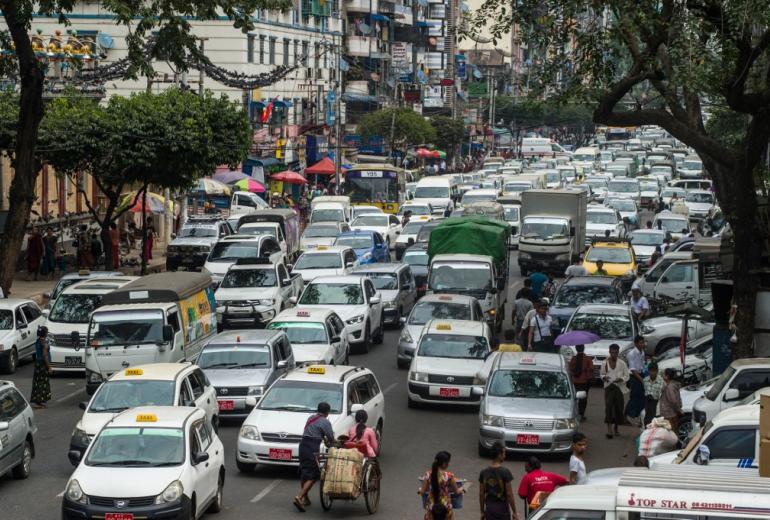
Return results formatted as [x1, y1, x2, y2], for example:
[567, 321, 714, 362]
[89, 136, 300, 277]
[334, 230, 390, 264]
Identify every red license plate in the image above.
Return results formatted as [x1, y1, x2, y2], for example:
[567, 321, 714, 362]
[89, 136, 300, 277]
[516, 434, 540, 446]
[105, 514, 133, 520]
[218, 400, 234, 411]
[268, 448, 292, 461]
[439, 387, 460, 398]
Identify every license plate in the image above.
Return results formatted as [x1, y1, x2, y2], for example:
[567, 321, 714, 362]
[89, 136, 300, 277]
[218, 400, 234, 411]
[516, 434, 540, 446]
[268, 448, 292, 461]
[439, 387, 460, 398]
[64, 356, 83, 367]
[105, 514, 133, 520]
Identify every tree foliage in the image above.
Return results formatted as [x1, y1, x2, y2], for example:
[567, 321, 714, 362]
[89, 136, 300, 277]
[429, 115, 465, 160]
[358, 108, 437, 153]
[469, 0, 770, 358]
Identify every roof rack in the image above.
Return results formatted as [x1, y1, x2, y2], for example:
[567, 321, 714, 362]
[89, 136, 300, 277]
[590, 236, 631, 246]
[338, 366, 366, 382]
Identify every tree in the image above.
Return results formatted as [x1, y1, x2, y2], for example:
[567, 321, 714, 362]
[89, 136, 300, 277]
[39, 89, 251, 270]
[429, 115, 465, 162]
[494, 98, 595, 146]
[471, 0, 770, 358]
[0, 0, 290, 293]
[358, 108, 436, 159]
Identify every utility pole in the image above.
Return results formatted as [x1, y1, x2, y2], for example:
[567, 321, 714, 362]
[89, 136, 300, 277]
[198, 37, 208, 96]
[334, 38, 343, 194]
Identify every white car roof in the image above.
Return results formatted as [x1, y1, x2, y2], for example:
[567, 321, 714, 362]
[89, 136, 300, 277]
[710, 403, 759, 426]
[424, 319, 486, 336]
[308, 275, 365, 285]
[273, 307, 338, 322]
[109, 362, 195, 382]
[108, 405, 202, 429]
[298, 246, 351, 255]
[60, 277, 138, 294]
[417, 293, 478, 305]
[0, 298, 37, 308]
[574, 303, 631, 316]
[282, 365, 371, 383]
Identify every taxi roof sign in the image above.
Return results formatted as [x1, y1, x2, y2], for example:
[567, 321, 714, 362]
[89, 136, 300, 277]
[436, 323, 452, 331]
[307, 365, 326, 374]
[124, 368, 144, 376]
[438, 295, 453, 301]
[136, 413, 157, 423]
[519, 357, 536, 365]
[316, 245, 329, 250]
[296, 310, 310, 317]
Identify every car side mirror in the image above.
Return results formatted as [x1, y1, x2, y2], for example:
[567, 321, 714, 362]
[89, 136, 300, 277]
[286, 264, 293, 272]
[723, 388, 740, 402]
[471, 386, 485, 396]
[162, 325, 174, 343]
[192, 451, 210, 465]
[0, 421, 9, 431]
[399, 316, 407, 326]
[346, 262, 354, 268]
[575, 390, 587, 400]
[281, 278, 292, 287]
[43, 292, 51, 300]
[289, 296, 298, 305]
[369, 296, 381, 305]
[68, 450, 82, 465]
[78, 400, 89, 411]
[407, 238, 415, 246]
[277, 360, 289, 370]
[171, 233, 177, 239]
[245, 396, 258, 407]
[331, 336, 341, 343]
[42, 309, 50, 318]
[570, 226, 575, 237]
[350, 403, 365, 414]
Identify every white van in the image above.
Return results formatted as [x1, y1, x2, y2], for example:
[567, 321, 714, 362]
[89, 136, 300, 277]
[45, 277, 138, 373]
[572, 146, 601, 174]
[521, 138, 571, 158]
[84, 273, 217, 395]
[309, 195, 352, 224]
[230, 191, 269, 215]
[414, 176, 455, 216]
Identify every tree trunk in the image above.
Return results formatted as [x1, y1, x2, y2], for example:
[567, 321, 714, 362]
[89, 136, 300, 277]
[0, 4, 45, 294]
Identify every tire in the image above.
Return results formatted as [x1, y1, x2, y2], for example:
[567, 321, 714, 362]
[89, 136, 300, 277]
[236, 457, 256, 473]
[373, 314, 384, 345]
[655, 338, 680, 356]
[2, 347, 18, 374]
[357, 323, 371, 354]
[344, 347, 350, 365]
[11, 440, 32, 479]
[189, 497, 196, 520]
[397, 358, 410, 369]
[375, 421, 383, 455]
[407, 396, 419, 409]
[207, 474, 224, 513]
[478, 441, 490, 458]
[320, 478, 333, 511]
[364, 463, 381, 514]
[388, 308, 402, 330]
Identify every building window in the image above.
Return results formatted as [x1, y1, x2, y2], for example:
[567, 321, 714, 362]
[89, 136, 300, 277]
[247, 35, 255, 63]
[269, 37, 276, 65]
[259, 35, 266, 64]
[302, 41, 309, 65]
[283, 38, 290, 66]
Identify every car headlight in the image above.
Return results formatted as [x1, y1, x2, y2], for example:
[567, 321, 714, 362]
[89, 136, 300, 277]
[384, 301, 396, 310]
[346, 315, 365, 325]
[481, 414, 504, 427]
[400, 328, 413, 343]
[72, 427, 90, 448]
[554, 418, 577, 430]
[410, 371, 429, 382]
[155, 480, 184, 505]
[240, 424, 261, 441]
[247, 386, 263, 396]
[260, 299, 275, 306]
[66, 479, 87, 504]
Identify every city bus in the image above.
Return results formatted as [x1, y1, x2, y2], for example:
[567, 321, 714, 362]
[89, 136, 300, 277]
[342, 163, 407, 214]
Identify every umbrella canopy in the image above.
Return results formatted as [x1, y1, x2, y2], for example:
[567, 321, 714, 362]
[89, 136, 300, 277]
[304, 157, 336, 175]
[233, 177, 266, 193]
[416, 148, 433, 157]
[554, 330, 602, 346]
[272, 170, 308, 185]
[195, 177, 231, 196]
[118, 191, 169, 214]
[213, 170, 249, 184]
[435, 150, 447, 159]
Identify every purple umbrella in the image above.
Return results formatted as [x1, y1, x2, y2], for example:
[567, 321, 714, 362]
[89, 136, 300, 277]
[213, 169, 249, 184]
[554, 330, 601, 346]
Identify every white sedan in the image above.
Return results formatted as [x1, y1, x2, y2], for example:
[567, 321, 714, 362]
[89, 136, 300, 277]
[350, 213, 402, 249]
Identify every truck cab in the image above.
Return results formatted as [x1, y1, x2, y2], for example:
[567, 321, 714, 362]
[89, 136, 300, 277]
[230, 190, 269, 215]
[237, 209, 301, 263]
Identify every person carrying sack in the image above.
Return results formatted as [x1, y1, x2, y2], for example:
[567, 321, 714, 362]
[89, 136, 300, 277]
[528, 299, 554, 353]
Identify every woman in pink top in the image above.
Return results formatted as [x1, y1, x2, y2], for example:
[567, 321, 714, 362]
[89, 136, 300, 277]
[347, 410, 378, 457]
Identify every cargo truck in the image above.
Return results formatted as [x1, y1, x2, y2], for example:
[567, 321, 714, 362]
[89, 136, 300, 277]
[518, 189, 587, 276]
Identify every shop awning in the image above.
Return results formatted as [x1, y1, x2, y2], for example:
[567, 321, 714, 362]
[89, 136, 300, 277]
[304, 156, 337, 175]
[371, 13, 390, 22]
[247, 156, 281, 167]
[342, 92, 379, 104]
[415, 20, 430, 27]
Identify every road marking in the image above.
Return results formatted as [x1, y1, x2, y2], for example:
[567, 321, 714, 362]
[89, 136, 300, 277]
[250, 479, 283, 503]
[55, 388, 84, 404]
[383, 382, 398, 395]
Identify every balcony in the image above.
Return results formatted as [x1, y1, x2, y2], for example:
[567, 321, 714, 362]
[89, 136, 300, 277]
[347, 36, 375, 56]
[346, 0, 378, 13]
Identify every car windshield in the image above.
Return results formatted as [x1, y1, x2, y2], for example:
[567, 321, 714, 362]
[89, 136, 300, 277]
[545, 172, 561, 183]
[294, 253, 343, 270]
[586, 247, 632, 263]
[609, 200, 636, 211]
[86, 427, 184, 467]
[640, 182, 659, 191]
[409, 302, 471, 325]
[504, 183, 530, 193]
[574, 153, 595, 161]
[403, 250, 429, 267]
[686, 192, 714, 203]
[311, 209, 344, 223]
[705, 366, 736, 401]
[258, 380, 342, 413]
[520, 221, 568, 240]
[268, 321, 328, 344]
[417, 333, 488, 359]
[303, 225, 340, 238]
[299, 283, 364, 305]
[662, 189, 685, 198]
[554, 286, 617, 307]
[402, 222, 425, 235]
[489, 370, 571, 398]
[88, 380, 175, 412]
[400, 205, 431, 216]
[51, 279, 80, 300]
[359, 273, 398, 290]
[587, 212, 617, 225]
[238, 226, 275, 237]
[657, 218, 688, 233]
[91, 310, 165, 346]
[503, 207, 520, 221]
[568, 312, 633, 339]
[608, 181, 638, 193]
[683, 161, 702, 170]
[179, 226, 217, 238]
[0, 310, 12, 329]
[352, 215, 388, 227]
[586, 180, 608, 189]
[630, 232, 664, 246]
[221, 268, 277, 288]
[49, 294, 103, 324]
[196, 346, 270, 369]
[335, 236, 374, 249]
[415, 186, 450, 199]
[209, 241, 260, 262]
[352, 208, 381, 218]
[463, 192, 497, 204]
[429, 262, 492, 293]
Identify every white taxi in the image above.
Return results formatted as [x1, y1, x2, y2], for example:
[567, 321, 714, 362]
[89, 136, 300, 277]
[267, 308, 349, 365]
[69, 364, 218, 459]
[291, 245, 359, 284]
[63, 407, 225, 520]
[407, 320, 493, 407]
[236, 365, 385, 471]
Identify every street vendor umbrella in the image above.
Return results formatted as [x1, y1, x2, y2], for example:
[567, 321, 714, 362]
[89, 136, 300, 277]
[435, 150, 447, 159]
[213, 169, 249, 184]
[195, 177, 231, 196]
[272, 170, 308, 185]
[233, 177, 266, 193]
[416, 148, 433, 157]
[118, 191, 169, 214]
[304, 157, 337, 176]
[554, 330, 602, 346]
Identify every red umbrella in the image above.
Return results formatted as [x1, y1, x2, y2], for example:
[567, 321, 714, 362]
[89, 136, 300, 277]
[271, 170, 308, 185]
[416, 148, 432, 157]
[304, 157, 336, 175]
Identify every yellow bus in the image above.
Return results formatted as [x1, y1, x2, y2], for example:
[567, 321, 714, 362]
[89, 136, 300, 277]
[342, 164, 407, 214]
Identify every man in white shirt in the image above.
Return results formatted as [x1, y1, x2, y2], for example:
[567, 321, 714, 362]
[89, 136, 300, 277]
[564, 257, 588, 278]
[630, 285, 650, 320]
[625, 335, 647, 425]
[528, 299, 554, 352]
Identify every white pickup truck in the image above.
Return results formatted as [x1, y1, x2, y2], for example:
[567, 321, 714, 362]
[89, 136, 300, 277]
[215, 258, 304, 330]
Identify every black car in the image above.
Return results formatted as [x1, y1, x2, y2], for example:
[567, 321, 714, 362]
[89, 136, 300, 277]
[401, 243, 430, 297]
[549, 276, 625, 334]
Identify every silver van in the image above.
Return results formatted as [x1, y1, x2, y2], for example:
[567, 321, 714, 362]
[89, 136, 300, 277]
[0, 380, 36, 479]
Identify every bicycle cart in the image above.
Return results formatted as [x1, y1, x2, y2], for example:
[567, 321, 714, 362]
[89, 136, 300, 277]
[318, 447, 381, 514]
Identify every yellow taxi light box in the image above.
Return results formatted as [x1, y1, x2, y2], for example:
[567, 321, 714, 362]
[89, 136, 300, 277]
[124, 368, 144, 376]
[436, 323, 452, 330]
[136, 413, 157, 423]
[307, 366, 326, 374]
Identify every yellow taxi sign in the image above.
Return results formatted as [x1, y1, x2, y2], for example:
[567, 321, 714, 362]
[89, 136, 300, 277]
[436, 323, 452, 331]
[78, 269, 91, 276]
[124, 368, 144, 376]
[307, 365, 326, 375]
[136, 413, 157, 423]
[417, 215, 430, 220]
[317, 245, 329, 250]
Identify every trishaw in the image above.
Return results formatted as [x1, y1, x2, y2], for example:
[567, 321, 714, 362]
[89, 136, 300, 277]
[318, 438, 381, 514]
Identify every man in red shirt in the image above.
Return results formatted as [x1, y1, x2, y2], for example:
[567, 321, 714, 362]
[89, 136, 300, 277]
[517, 456, 569, 513]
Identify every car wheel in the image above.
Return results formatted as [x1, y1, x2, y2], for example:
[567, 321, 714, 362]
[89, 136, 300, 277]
[375, 421, 383, 454]
[11, 440, 32, 479]
[397, 358, 410, 369]
[2, 347, 18, 374]
[655, 338, 679, 356]
[373, 314, 384, 344]
[358, 323, 371, 354]
[207, 474, 224, 513]
[389, 308, 402, 330]
[236, 457, 256, 473]
[344, 347, 350, 365]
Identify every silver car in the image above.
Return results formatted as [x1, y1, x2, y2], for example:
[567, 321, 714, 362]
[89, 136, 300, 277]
[476, 352, 583, 455]
[0, 380, 36, 479]
[352, 263, 417, 327]
[196, 330, 295, 419]
[397, 293, 484, 369]
[639, 305, 713, 356]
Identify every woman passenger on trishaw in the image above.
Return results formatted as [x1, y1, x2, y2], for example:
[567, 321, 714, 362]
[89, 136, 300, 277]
[345, 410, 379, 458]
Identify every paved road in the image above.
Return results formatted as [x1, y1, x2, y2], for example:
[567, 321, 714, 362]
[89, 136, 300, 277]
[1, 252, 639, 520]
